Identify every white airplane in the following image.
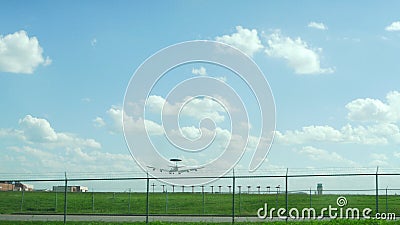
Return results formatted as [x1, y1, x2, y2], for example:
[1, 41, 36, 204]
[147, 158, 204, 174]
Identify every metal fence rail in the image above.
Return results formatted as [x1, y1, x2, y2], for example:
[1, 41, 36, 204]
[0, 167, 399, 224]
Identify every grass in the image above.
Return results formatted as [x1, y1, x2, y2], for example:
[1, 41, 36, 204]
[0, 191, 399, 217]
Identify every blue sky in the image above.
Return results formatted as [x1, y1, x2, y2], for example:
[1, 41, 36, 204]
[1, 1, 400, 191]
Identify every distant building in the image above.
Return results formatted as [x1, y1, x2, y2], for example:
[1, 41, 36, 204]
[317, 183, 323, 195]
[14, 182, 34, 191]
[0, 182, 34, 191]
[0, 182, 14, 191]
[53, 185, 88, 192]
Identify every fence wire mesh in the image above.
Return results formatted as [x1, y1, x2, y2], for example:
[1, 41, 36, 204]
[0, 167, 399, 223]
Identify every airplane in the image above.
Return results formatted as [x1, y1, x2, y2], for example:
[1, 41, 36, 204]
[147, 158, 204, 174]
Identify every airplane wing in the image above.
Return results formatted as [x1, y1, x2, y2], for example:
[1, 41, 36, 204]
[178, 166, 204, 173]
[147, 165, 169, 173]
[147, 166, 157, 171]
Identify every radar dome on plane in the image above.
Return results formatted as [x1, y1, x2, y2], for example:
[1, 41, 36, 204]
[170, 158, 182, 162]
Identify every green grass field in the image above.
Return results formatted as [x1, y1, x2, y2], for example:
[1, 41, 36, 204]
[0, 191, 399, 218]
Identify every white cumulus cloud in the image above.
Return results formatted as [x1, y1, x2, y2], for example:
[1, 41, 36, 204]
[19, 115, 58, 142]
[18, 115, 101, 149]
[0, 30, 51, 74]
[265, 31, 334, 74]
[346, 91, 400, 123]
[146, 95, 226, 123]
[275, 91, 400, 146]
[385, 21, 400, 31]
[275, 125, 342, 144]
[192, 67, 207, 76]
[93, 117, 106, 128]
[275, 123, 400, 145]
[215, 26, 264, 57]
[370, 153, 389, 166]
[308, 22, 327, 30]
[105, 105, 163, 135]
[299, 146, 358, 166]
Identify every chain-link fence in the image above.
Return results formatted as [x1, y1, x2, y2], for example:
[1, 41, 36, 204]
[0, 168, 399, 223]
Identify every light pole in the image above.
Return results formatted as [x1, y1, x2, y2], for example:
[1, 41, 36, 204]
[275, 185, 280, 209]
[237, 186, 242, 214]
[276, 185, 280, 194]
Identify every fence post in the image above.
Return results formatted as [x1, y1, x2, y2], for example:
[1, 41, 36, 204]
[285, 168, 288, 220]
[92, 188, 95, 213]
[238, 186, 241, 215]
[20, 187, 24, 212]
[64, 172, 67, 225]
[202, 186, 205, 214]
[128, 188, 131, 214]
[232, 169, 235, 224]
[309, 187, 312, 208]
[165, 189, 168, 213]
[275, 186, 278, 211]
[385, 186, 388, 214]
[375, 166, 379, 214]
[55, 191, 57, 213]
[146, 172, 149, 224]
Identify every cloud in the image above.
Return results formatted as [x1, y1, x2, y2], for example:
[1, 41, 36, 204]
[275, 125, 342, 144]
[265, 31, 334, 74]
[146, 95, 226, 123]
[7, 145, 135, 174]
[216, 76, 227, 83]
[106, 105, 123, 133]
[299, 146, 358, 166]
[385, 21, 400, 31]
[17, 115, 101, 149]
[192, 67, 207, 76]
[275, 91, 400, 147]
[191, 66, 227, 82]
[19, 115, 58, 142]
[346, 91, 400, 123]
[93, 117, 106, 128]
[0, 30, 51, 74]
[179, 126, 202, 140]
[91, 38, 97, 46]
[0, 116, 139, 177]
[142, 119, 164, 135]
[394, 152, 400, 158]
[275, 123, 400, 145]
[308, 22, 327, 30]
[81, 97, 91, 103]
[370, 153, 389, 166]
[215, 26, 264, 57]
[105, 105, 163, 135]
